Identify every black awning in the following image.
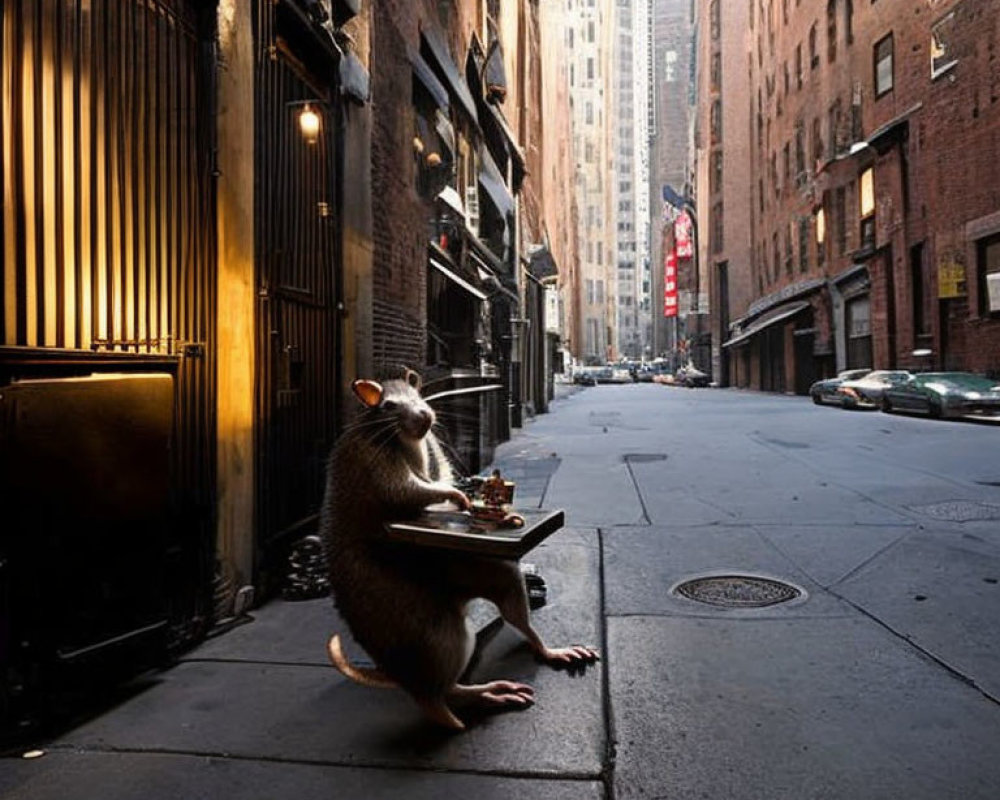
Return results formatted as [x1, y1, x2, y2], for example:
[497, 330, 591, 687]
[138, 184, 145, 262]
[722, 301, 811, 348]
[528, 245, 557, 280]
[478, 148, 514, 219]
[410, 48, 449, 110]
[488, 104, 526, 191]
[420, 28, 479, 125]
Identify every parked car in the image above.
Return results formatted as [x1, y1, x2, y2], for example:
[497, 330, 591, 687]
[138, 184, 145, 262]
[809, 369, 871, 406]
[880, 372, 1000, 419]
[835, 370, 912, 409]
[638, 361, 672, 382]
[676, 362, 710, 388]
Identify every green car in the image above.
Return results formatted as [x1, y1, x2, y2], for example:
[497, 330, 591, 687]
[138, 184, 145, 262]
[881, 372, 1000, 419]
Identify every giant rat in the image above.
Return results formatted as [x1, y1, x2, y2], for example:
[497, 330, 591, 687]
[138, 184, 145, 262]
[321, 368, 599, 730]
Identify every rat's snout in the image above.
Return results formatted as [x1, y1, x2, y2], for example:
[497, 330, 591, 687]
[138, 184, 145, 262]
[400, 406, 434, 439]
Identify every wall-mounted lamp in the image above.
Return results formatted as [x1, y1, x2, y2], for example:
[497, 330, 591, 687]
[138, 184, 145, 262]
[286, 99, 325, 144]
[299, 103, 321, 144]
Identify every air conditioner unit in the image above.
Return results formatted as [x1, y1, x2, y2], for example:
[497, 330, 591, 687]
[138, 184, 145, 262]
[465, 184, 480, 237]
[987, 272, 1000, 312]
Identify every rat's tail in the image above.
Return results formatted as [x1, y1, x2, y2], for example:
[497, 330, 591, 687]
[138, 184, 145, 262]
[327, 634, 398, 689]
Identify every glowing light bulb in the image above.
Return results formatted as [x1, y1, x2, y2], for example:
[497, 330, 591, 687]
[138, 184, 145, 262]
[299, 104, 321, 144]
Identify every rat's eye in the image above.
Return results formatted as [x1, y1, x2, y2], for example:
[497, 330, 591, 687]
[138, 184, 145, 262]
[381, 400, 398, 411]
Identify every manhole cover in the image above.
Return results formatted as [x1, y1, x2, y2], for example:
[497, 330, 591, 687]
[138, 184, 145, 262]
[675, 575, 801, 608]
[624, 453, 667, 463]
[909, 501, 1000, 522]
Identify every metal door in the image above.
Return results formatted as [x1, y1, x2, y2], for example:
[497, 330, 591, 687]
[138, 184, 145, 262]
[254, 4, 341, 584]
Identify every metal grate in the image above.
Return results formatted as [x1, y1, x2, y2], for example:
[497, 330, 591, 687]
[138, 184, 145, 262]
[675, 575, 801, 608]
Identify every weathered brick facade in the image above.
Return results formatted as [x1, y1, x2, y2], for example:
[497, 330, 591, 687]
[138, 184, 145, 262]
[710, 0, 1000, 390]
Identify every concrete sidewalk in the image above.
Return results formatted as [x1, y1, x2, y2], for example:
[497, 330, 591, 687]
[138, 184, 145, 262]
[4, 382, 1000, 799]
[0, 382, 608, 799]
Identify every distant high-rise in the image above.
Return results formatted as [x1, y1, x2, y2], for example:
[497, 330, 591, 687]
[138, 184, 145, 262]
[614, 0, 652, 360]
[565, 0, 618, 364]
[648, 0, 694, 359]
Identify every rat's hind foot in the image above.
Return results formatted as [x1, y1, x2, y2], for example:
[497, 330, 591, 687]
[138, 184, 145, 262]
[451, 680, 535, 709]
[537, 645, 601, 667]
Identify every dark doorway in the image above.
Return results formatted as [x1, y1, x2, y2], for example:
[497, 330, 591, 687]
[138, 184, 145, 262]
[254, 4, 342, 587]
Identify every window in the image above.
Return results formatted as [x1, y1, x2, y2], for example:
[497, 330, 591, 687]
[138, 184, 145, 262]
[874, 34, 893, 97]
[828, 98, 842, 157]
[587, 57, 594, 81]
[710, 0, 720, 41]
[586, 101, 593, 124]
[859, 167, 875, 250]
[816, 205, 827, 266]
[978, 234, 1000, 316]
[795, 124, 806, 179]
[783, 142, 791, 187]
[711, 52, 722, 92]
[846, 295, 872, 370]
[845, 0, 854, 45]
[910, 242, 930, 336]
[812, 117, 823, 164]
[784, 61, 789, 95]
[586, 279, 595, 305]
[712, 201, 724, 253]
[588, 20, 595, 42]
[796, 44, 803, 88]
[711, 100, 722, 142]
[772, 232, 780, 281]
[711, 150, 724, 194]
[799, 217, 811, 272]
[827, 0, 837, 63]
[836, 186, 847, 254]
[785, 226, 794, 275]
[809, 24, 819, 69]
[931, 12, 958, 79]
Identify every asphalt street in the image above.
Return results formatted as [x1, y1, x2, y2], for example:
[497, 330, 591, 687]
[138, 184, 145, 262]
[4, 382, 1000, 799]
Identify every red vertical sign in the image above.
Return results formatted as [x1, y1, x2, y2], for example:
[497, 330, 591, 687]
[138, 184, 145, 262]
[674, 211, 693, 259]
[663, 250, 678, 318]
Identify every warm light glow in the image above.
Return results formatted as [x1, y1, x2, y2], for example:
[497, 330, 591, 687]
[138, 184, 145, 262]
[299, 104, 321, 144]
[815, 207, 826, 244]
[860, 167, 875, 217]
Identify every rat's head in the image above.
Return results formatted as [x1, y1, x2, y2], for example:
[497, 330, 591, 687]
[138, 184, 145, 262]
[352, 368, 435, 442]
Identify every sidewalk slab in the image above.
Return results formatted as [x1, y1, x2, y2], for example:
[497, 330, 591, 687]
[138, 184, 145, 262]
[45, 528, 605, 779]
[754, 523, 915, 588]
[835, 529, 1000, 699]
[609, 614, 1000, 800]
[602, 525, 851, 619]
[0, 751, 603, 800]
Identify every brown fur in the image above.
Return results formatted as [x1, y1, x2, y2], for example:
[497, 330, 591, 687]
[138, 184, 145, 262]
[321, 370, 598, 729]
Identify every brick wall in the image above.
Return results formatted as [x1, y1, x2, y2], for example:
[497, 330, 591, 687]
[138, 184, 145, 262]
[369, 0, 437, 373]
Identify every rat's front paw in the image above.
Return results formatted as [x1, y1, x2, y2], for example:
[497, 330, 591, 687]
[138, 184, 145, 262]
[449, 489, 471, 511]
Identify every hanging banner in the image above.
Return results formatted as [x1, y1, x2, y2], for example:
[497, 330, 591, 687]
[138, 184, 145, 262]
[674, 211, 693, 259]
[664, 250, 678, 318]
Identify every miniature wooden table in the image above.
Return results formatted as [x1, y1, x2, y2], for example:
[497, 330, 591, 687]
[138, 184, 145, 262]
[383, 508, 565, 559]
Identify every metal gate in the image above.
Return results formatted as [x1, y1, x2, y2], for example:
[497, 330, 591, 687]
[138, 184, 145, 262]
[1, 0, 216, 693]
[254, 3, 341, 584]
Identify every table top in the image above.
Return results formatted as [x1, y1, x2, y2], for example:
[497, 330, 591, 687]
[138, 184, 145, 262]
[383, 508, 565, 558]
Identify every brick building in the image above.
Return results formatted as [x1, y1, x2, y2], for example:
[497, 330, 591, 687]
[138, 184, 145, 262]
[707, 0, 1000, 392]
[1, 0, 576, 720]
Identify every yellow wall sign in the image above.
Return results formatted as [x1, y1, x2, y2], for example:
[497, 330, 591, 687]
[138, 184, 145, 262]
[938, 262, 967, 299]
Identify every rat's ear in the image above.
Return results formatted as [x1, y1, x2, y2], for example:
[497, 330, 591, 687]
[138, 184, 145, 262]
[403, 368, 422, 391]
[352, 379, 383, 408]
